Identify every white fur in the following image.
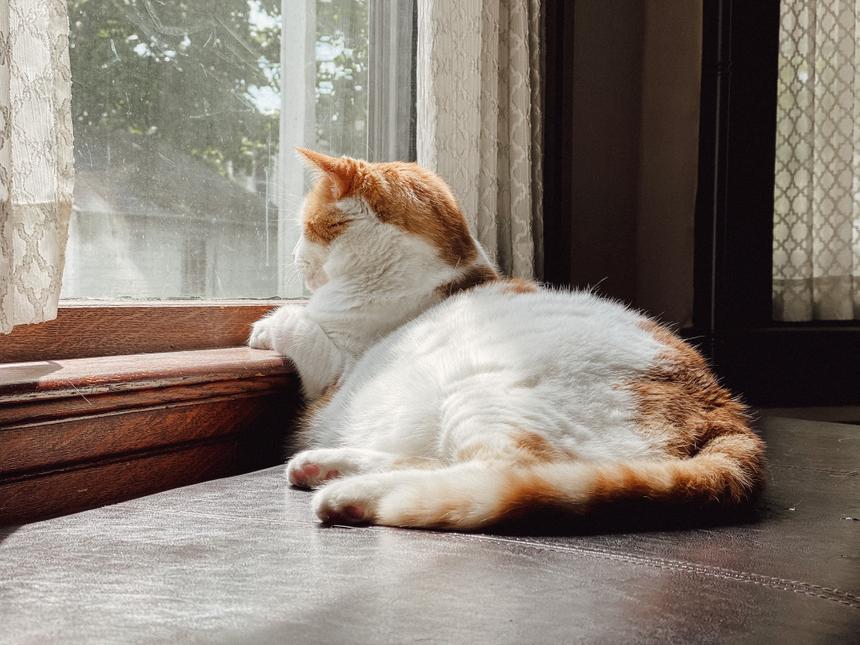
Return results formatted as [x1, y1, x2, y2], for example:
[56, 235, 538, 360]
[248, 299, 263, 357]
[250, 182, 674, 527]
[306, 287, 664, 461]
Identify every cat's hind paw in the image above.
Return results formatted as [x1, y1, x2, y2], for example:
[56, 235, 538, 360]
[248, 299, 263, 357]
[311, 476, 384, 525]
[286, 448, 404, 489]
[286, 451, 346, 489]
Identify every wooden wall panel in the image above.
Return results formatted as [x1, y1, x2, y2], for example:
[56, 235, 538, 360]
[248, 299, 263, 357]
[0, 441, 245, 525]
[0, 391, 285, 475]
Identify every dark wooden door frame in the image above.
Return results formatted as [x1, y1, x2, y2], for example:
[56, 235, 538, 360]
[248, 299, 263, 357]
[541, 0, 575, 286]
[690, 0, 860, 406]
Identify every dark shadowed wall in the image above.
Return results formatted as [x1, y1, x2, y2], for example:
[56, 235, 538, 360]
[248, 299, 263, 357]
[569, 0, 702, 326]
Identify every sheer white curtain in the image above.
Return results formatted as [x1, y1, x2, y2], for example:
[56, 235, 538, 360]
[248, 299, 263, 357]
[0, 0, 74, 334]
[773, 0, 860, 321]
[416, 0, 543, 279]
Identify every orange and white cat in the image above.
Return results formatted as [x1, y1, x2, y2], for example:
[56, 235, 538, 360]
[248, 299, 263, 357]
[249, 148, 765, 530]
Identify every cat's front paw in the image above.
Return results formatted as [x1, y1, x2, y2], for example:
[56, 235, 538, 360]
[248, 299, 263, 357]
[248, 305, 306, 353]
[248, 318, 273, 349]
[312, 476, 384, 525]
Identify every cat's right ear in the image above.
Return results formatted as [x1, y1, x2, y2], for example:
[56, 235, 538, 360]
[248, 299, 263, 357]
[296, 147, 357, 200]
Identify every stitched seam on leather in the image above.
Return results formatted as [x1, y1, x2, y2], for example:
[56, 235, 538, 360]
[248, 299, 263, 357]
[455, 534, 860, 609]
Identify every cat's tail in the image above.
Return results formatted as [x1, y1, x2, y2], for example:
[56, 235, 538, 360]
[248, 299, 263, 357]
[366, 431, 765, 531]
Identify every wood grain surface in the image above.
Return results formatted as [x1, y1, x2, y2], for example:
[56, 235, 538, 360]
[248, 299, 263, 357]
[0, 347, 292, 402]
[0, 440, 247, 525]
[0, 347, 301, 525]
[0, 375, 290, 426]
[0, 391, 288, 475]
[0, 301, 293, 362]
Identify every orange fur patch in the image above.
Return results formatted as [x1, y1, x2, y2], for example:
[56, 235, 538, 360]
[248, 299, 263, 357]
[436, 264, 499, 298]
[302, 177, 354, 245]
[587, 462, 672, 505]
[627, 320, 765, 496]
[501, 278, 539, 294]
[297, 149, 478, 266]
[513, 431, 574, 463]
[496, 469, 570, 520]
[455, 431, 574, 465]
[361, 162, 478, 266]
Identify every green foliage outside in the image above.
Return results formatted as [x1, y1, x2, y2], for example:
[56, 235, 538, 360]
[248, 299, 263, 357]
[68, 0, 368, 183]
[314, 0, 368, 157]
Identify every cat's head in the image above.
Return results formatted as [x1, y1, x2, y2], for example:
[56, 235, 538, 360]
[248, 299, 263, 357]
[293, 148, 497, 295]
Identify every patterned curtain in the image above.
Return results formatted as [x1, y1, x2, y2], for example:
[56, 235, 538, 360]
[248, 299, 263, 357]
[416, 0, 543, 279]
[773, 0, 860, 321]
[0, 0, 74, 334]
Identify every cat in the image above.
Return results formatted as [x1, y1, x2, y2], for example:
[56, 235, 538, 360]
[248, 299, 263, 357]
[249, 147, 765, 531]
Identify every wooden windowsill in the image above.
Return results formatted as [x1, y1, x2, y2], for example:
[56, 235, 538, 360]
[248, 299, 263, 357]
[0, 346, 292, 403]
[0, 348, 301, 525]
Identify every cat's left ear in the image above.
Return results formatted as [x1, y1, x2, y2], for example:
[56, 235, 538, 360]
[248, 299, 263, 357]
[296, 147, 357, 200]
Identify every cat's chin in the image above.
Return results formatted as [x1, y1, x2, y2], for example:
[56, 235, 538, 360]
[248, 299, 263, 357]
[303, 271, 328, 292]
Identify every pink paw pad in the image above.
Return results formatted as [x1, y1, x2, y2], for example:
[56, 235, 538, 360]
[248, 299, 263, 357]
[322, 504, 366, 525]
[289, 462, 319, 487]
[289, 470, 305, 486]
[301, 463, 320, 478]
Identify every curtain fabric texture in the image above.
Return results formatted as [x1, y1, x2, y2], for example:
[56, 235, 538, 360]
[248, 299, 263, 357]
[416, 0, 543, 279]
[773, 0, 860, 321]
[0, 0, 74, 334]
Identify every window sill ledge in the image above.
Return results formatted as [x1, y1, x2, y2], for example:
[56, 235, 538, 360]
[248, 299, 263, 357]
[0, 348, 300, 525]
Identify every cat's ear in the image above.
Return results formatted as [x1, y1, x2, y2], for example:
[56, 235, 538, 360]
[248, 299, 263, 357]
[296, 147, 357, 200]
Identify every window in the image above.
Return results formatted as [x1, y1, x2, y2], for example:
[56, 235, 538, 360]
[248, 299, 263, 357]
[62, 0, 414, 301]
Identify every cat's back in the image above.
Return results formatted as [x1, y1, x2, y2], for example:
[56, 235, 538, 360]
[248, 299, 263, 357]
[390, 283, 664, 373]
[310, 284, 671, 454]
[327, 284, 668, 427]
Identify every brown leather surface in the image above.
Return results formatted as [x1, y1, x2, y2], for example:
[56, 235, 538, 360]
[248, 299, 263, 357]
[1, 416, 857, 643]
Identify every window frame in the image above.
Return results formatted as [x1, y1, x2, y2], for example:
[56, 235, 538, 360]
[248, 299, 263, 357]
[540, 0, 575, 287]
[690, 0, 860, 406]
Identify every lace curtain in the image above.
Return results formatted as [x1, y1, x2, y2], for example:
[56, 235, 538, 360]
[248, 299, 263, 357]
[773, 0, 860, 320]
[0, 0, 74, 334]
[416, 0, 543, 279]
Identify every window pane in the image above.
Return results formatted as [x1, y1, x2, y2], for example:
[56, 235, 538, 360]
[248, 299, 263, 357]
[61, 0, 377, 300]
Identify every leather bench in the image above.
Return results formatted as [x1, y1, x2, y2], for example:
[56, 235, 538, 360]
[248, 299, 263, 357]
[1, 417, 857, 643]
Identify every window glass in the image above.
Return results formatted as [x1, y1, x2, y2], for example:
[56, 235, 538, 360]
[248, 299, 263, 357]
[62, 0, 373, 299]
